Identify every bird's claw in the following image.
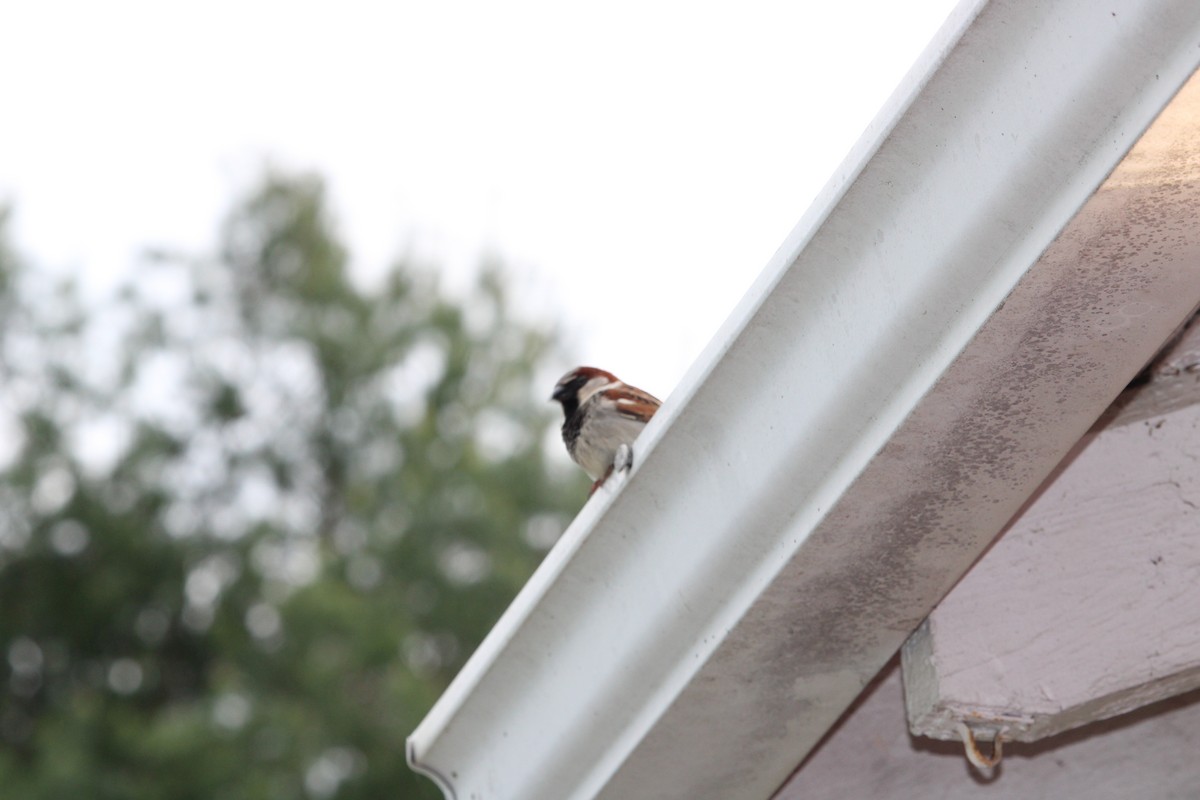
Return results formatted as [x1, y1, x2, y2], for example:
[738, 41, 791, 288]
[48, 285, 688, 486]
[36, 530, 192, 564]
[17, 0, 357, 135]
[588, 446, 635, 497]
[614, 443, 633, 473]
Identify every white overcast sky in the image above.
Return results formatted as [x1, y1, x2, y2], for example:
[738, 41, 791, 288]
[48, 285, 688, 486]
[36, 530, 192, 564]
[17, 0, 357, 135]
[0, 0, 958, 399]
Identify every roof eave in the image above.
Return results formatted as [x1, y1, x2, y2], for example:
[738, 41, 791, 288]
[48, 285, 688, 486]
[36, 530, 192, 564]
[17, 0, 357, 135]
[409, 1, 1200, 797]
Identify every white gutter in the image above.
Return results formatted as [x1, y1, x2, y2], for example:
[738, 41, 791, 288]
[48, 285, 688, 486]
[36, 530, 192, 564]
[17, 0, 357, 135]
[409, 1, 1200, 798]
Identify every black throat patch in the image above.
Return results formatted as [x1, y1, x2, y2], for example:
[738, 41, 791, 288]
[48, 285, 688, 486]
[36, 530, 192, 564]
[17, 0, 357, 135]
[561, 406, 584, 450]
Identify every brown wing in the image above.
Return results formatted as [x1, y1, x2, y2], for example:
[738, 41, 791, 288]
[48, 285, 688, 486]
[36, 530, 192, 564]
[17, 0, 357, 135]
[604, 383, 661, 423]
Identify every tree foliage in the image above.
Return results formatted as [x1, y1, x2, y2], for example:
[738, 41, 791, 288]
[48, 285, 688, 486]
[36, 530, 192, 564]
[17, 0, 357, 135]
[0, 175, 586, 799]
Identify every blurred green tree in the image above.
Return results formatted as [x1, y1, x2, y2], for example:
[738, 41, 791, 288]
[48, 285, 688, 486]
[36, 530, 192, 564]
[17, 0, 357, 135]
[0, 176, 586, 799]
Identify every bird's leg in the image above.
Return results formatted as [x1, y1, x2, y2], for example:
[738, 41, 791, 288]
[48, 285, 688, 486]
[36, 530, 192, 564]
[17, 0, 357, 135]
[588, 463, 617, 496]
[588, 445, 634, 497]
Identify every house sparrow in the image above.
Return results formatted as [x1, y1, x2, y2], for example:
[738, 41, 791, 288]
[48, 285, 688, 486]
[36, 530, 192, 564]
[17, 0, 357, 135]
[551, 367, 661, 494]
